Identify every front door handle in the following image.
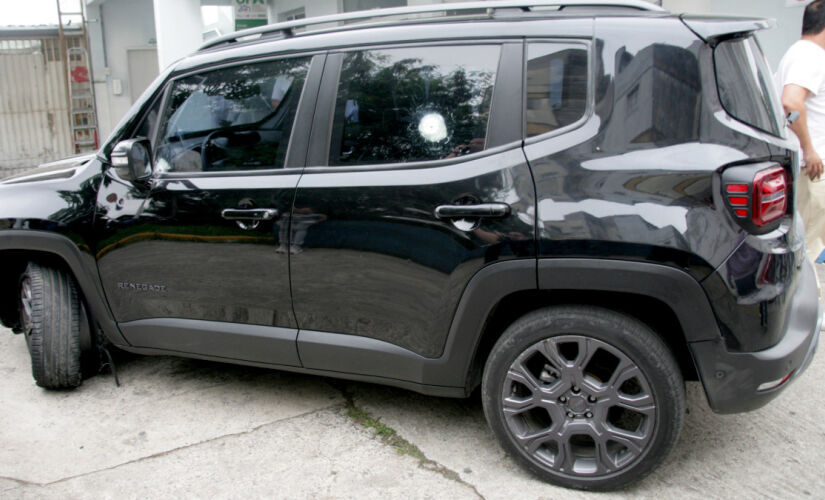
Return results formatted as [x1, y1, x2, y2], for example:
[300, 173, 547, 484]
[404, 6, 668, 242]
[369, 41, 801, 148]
[221, 208, 278, 221]
[434, 203, 510, 219]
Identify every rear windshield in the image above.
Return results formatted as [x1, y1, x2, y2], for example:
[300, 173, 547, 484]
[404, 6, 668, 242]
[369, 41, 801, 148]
[714, 37, 783, 137]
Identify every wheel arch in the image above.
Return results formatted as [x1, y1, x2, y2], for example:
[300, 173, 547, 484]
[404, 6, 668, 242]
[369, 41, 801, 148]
[0, 230, 127, 345]
[455, 258, 718, 392]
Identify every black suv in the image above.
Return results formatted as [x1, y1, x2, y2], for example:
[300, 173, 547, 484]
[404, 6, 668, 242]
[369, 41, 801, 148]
[0, 0, 820, 490]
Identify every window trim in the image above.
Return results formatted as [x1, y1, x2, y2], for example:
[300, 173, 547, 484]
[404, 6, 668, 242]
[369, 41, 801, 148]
[522, 38, 594, 146]
[301, 139, 524, 175]
[149, 51, 325, 179]
[309, 39, 511, 171]
[123, 86, 168, 152]
[486, 41, 525, 149]
[148, 83, 172, 157]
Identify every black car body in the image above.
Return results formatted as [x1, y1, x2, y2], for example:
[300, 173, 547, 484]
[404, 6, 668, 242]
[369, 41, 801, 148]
[0, 0, 820, 490]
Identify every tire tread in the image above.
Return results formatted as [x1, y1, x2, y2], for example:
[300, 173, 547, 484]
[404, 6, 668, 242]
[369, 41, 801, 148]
[23, 263, 83, 389]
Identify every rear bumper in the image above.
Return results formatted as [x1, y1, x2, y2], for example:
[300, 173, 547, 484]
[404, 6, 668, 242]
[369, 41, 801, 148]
[689, 260, 821, 414]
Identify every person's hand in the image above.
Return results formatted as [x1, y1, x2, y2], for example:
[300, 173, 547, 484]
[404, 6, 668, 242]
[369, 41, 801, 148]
[804, 150, 824, 181]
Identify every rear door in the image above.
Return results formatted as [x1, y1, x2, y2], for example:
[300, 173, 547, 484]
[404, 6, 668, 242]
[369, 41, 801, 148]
[95, 54, 323, 366]
[290, 42, 536, 373]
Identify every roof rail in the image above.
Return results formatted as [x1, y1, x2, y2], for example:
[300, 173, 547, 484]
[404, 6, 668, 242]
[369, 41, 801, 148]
[198, 0, 665, 52]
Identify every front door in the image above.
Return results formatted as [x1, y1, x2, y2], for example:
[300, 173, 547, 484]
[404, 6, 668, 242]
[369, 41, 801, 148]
[95, 54, 322, 366]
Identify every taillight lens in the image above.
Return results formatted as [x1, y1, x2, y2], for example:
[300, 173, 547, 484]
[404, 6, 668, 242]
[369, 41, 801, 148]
[724, 165, 788, 228]
[752, 166, 787, 226]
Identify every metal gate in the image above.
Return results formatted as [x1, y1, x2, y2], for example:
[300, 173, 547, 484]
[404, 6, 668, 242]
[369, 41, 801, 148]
[0, 29, 85, 177]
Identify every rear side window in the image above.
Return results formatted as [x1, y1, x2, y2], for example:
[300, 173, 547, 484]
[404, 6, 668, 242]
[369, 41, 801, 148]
[328, 45, 500, 166]
[714, 37, 783, 136]
[154, 56, 311, 173]
[526, 43, 588, 137]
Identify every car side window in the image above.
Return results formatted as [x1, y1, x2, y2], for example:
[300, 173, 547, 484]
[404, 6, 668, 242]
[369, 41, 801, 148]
[153, 57, 311, 173]
[525, 43, 588, 138]
[328, 44, 500, 166]
[714, 37, 782, 137]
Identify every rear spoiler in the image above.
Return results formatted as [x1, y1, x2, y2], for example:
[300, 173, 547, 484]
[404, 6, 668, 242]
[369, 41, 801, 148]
[680, 15, 775, 44]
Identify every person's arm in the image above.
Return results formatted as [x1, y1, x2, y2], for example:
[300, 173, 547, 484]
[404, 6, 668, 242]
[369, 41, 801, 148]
[782, 83, 824, 180]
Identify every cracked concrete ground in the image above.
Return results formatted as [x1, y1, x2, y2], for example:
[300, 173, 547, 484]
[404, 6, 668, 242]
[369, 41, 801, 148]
[1, 270, 824, 499]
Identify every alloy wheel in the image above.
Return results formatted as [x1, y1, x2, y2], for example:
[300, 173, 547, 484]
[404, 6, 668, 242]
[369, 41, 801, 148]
[501, 335, 656, 477]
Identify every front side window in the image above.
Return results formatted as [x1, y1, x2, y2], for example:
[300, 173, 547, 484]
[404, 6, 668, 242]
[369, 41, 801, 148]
[328, 45, 500, 166]
[154, 57, 311, 173]
[525, 43, 588, 138]
[715, 37, 783, 137]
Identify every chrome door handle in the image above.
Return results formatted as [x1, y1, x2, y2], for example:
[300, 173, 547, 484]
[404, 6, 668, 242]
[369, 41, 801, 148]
[434, 203, 510, 219]
[221, 208, 278, 221]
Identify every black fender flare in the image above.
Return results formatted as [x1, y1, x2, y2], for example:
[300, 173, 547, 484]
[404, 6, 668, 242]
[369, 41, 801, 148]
[536, 258, 721, 343]
[0, 229, 128, 346]
[420, 258, 539, 388]
[434, 257, 720, 392]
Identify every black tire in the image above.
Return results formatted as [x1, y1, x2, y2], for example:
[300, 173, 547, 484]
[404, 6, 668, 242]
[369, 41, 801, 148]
[481, 305, 685, 491]
[19, 262, 84, 389]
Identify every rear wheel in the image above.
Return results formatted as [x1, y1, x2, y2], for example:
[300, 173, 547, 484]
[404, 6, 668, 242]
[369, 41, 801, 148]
[19, 263, 84, 389]
[481, 305, 684, 490]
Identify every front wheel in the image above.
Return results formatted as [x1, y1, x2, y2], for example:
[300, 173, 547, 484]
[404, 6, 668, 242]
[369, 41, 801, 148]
[19, 262, 85, 389]
[481, 306, 685, 491]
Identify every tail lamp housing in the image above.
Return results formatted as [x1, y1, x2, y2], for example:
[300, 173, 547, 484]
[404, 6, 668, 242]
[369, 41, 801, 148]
[722, 163, 789, 231]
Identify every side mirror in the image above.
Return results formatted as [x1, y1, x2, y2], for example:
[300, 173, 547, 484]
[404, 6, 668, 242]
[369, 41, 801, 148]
[110, 138, 152, 181]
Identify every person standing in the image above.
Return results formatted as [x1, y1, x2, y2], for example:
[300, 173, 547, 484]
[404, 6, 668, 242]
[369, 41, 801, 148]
[777, 0, 825, 261]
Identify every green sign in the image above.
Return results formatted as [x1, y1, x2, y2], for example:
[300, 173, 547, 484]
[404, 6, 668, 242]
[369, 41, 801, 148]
[235, 0, 267, 31]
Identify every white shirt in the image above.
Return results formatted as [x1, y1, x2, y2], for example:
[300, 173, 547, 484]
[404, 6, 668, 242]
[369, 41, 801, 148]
[776, 40, 825, 159]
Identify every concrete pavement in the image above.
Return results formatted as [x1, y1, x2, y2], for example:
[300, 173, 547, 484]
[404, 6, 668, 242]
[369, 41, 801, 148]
[1, 285, 824, 498]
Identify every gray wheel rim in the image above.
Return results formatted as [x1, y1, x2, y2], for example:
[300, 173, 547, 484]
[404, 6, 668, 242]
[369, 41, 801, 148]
[501, 335, 656, 477]
[20, 276, 33, 335]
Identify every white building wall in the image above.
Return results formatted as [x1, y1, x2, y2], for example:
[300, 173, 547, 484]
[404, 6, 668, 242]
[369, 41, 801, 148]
[266, 0, 463, 23]
[663, 0, 808, 69]
[268, 0, 340, 20]
[154, 0, 203, 70]
[87, 0, 157, 139]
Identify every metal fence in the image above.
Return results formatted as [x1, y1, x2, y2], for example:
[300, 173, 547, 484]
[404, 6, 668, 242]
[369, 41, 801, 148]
[0, 32, 82, 177]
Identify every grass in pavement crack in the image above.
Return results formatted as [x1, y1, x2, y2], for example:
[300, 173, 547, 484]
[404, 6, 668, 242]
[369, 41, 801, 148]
[335, 384, 482, 498]
[345, 403, 431, 462]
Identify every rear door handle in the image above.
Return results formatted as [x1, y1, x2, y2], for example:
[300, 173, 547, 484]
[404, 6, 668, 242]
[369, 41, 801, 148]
[221, 208, 278, 221]
[434, 203, 510, 219]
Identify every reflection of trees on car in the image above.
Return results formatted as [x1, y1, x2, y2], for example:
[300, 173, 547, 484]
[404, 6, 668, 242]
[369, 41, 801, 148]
[155, 58, 311, 172]
[332, 48, 496, 165]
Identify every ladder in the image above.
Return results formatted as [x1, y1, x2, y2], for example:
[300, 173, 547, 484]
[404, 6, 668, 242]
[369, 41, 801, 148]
[56, 1, 99, 154]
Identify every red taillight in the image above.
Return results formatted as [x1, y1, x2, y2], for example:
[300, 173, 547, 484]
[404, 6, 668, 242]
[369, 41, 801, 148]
[724, 166, 787, 226]
[752, 166, 787, 226]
